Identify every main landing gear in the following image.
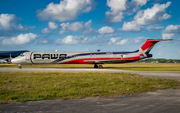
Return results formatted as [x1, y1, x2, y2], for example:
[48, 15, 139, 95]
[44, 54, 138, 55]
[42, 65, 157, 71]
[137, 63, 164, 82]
[94, 64, 103, 69]
[18, 64, 22, 69]
[94, 64, 98, 68]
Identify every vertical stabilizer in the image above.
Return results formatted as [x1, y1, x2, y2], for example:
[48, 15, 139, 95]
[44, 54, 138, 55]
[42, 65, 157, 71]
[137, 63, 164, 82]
[139, 39, 173, 54]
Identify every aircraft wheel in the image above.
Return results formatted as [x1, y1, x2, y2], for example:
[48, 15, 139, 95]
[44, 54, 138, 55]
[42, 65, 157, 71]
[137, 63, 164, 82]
[94, 64, 98, 68]
[99, 65, 103, 68]
[18, 64, 22, 69]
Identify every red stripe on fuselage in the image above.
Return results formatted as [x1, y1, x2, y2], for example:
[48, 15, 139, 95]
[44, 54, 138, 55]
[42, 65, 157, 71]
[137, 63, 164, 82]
[59, 56, 141, 64]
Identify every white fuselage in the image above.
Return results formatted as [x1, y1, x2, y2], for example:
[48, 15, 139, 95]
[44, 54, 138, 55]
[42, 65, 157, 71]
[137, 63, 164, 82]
[11, 50, 149, 65]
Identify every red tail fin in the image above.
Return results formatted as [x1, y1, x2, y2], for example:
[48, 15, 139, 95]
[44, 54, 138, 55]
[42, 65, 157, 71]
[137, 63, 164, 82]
[139, 39, 173, 53]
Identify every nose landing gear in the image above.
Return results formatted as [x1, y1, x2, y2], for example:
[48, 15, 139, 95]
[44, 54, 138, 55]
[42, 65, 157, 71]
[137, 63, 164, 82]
[94, 64, 103, 69]
[18, 64, 22, 69]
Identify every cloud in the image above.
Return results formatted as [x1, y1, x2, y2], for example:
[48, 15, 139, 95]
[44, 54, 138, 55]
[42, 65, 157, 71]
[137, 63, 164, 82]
[104, 0, 149, 25]
[0, 36, 5, 40]
[131, 0, 149, 12]
[118, 21, 142, 32]
[109, 37, 129, 45]
[107, 0, 127, 11]
[48, 21, 59, 29]
[134, 37, 147, 43]
[0, 14, 17, 31]
[59, 20, 96, 34]
[162, 33, 174, 39]
[104, 33, 118, 38]
[56, 35, 101, 45]
[41, 28, 51, 33]
[57, 35, 87, 45]
[56, 35, 147, 46]
[98, 26, 114, 34]
[146, 25, 164, 31]
[132, 0, 148, 6]
[57, 35, 80, 45]
[134, 2, 171, 25]
[105, 0, 127, 25]
[119, 2, 171, 33]
[2, 33, 38, 46]
[164, 25, 180, 34]
[0, 14, 34, 32]
[162, 25, 180, 39]
[109, 37, 147, 45]
[37, 38, 53, 45]
[59, 22, 84, 34]
[83, 20, 97, 34]
[37, 0, 96, 22]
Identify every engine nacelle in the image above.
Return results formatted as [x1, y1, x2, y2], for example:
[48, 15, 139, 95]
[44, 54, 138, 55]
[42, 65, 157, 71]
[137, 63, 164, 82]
[146, 53, 153, 58]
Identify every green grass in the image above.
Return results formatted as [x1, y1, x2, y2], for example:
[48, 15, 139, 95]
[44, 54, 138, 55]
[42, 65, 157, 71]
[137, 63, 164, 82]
[106, 64, 180, 71]
[0, 72, 180, 104]
[0, 63, 180, 71]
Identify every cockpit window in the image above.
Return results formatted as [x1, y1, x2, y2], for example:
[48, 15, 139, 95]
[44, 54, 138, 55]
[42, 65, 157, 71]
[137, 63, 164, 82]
[19, 54, 24, 57]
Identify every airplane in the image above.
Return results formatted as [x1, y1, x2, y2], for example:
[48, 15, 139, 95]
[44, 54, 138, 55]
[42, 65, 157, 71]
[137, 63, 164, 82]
[11, 39, 173, 69]
[0, 50, 29, 63]
[0, 59, 8, 64]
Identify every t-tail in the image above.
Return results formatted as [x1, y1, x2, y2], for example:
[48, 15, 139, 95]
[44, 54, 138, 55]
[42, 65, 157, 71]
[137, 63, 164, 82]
[137, 39, 173, 58]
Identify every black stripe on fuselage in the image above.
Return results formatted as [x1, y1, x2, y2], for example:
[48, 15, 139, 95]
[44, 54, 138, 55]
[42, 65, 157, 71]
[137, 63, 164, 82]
[52, 50, 139, 63]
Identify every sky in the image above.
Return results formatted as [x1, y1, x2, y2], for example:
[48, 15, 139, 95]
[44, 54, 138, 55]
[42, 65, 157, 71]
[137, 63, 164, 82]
[0, 0, 180, 59]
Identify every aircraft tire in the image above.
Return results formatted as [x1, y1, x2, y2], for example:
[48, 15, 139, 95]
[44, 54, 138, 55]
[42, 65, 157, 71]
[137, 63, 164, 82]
[94, 64, 98, 68]
[18, 64, 22, 69]
[99, 65, 103, 69]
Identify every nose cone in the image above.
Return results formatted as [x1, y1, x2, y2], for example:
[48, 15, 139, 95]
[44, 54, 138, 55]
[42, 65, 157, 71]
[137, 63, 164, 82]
[11, 57, 25, 64]
[11, 58, 19, 64]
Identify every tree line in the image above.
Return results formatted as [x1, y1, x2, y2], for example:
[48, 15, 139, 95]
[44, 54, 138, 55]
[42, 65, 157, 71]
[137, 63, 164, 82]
[136, 58, 180, 63]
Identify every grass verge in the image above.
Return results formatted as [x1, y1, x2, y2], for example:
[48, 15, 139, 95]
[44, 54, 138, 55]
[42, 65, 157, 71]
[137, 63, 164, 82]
[1, 72, 180, 104]
[106, 64, 180, 71]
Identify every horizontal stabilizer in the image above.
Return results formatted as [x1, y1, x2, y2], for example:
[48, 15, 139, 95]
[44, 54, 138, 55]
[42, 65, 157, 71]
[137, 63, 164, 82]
[147, 39, 173, 42]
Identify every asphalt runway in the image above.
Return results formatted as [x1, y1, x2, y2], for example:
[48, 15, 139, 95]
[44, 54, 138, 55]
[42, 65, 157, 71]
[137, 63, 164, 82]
[0, 68, 180, 80]
[1, 68, 180, 113]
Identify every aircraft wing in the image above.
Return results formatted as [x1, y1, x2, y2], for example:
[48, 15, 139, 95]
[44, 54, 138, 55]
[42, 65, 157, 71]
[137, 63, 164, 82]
[84, 59, 134, 64]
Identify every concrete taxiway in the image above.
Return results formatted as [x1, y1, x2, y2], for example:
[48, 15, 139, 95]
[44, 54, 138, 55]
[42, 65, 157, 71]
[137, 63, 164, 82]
[0, 68, 180, 80]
